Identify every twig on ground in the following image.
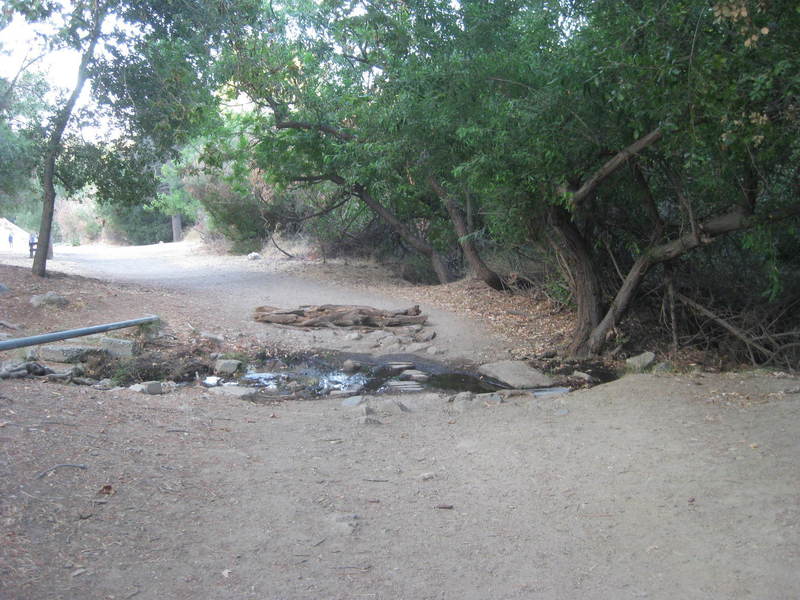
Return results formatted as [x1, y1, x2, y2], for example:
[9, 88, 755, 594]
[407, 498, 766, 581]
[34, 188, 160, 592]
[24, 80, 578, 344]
[35, 464, 88, 479]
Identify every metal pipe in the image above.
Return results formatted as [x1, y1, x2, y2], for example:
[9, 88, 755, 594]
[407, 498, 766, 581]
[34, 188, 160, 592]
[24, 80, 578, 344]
[0, 315, 160, 351]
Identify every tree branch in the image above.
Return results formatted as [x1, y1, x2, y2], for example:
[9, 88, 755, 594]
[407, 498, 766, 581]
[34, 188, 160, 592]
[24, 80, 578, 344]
[275, 120, 355, 141]
[570, 128, 662, 207]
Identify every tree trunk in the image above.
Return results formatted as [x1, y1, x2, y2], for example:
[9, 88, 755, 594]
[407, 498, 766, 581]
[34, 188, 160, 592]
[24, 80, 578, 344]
[546, 206, 602, 356]
[352, 183, 453, 284]
[33, 7, 106, 277]
[576, 206, 761, 356]
[171, 214, 183, 242]
[427, 176, 506, 290]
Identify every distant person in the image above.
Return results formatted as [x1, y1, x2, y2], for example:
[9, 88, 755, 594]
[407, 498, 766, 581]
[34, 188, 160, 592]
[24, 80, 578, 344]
[7, 232, 12, 248]
[29, 232, 37, 258]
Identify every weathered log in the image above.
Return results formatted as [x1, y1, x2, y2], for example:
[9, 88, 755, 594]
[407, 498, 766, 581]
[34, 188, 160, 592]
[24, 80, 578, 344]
[253, 304, 426, 329]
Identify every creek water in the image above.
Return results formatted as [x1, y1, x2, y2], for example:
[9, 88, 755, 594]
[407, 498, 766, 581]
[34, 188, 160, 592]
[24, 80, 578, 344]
[209, 352, 574, 399]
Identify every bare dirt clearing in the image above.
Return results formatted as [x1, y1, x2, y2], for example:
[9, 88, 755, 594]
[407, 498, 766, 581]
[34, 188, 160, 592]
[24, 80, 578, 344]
[1, 243, 799, 599]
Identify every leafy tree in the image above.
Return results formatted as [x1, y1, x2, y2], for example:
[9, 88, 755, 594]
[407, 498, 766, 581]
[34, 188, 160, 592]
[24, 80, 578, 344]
[4, 0, 261, 275]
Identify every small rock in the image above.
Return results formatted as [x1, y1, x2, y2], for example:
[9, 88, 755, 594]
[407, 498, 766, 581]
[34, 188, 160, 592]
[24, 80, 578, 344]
[200, 332, 224, 345]
[345, 332, 362, 341]
[360, 405, 376, 416]
[540, 350, 557, 359]
[379, 335, 400, 347]
[386, 380, 424, 392]
[420, 472, 435, 481]
[203, 376, 223, 387]
[425, 346, 440, 355]
[0, 283, 10, 294]
[71, 377, 98, 386]
[385, 361, 415, 374]
[357, 416, 382, 425]
[571, 370, 594, 382]
[399, 369, 430, 382]
[342, 359, 362, 373]
[247, 252, 262, 260]
[30, 291, 69, 308]
[382, 342, 403, 354]
[214, 359, 242, 376]
[93, 378, 114, 390]
[341, 395, 366, 407]
[129, 383, 145, 393]
[626, 351, 656, 372]
[328, 386, 364, 398]
[553, 407, 570, 416]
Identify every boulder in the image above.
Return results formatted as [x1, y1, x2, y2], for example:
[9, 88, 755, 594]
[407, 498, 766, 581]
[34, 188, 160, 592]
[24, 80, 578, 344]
[207, 386, 260, 400]
[247, 252, 262, 260]
[214, 358, 242, 376]
[129, 381, 163, 395]
[38, 345, 102, 364]
[626, 351, 656, 372]
[477, 360, 553, 388]
[30, 291, 69, 308]
[100, 337, 139, 359]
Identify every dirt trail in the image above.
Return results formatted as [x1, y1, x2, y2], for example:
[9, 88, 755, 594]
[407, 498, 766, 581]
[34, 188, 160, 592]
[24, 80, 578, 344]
[1, 244, 799, 600]
[15, 242, 512, 364]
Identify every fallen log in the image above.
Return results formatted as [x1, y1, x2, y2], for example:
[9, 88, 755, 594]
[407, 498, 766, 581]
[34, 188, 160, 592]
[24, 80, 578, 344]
[253, 304, 426, 329]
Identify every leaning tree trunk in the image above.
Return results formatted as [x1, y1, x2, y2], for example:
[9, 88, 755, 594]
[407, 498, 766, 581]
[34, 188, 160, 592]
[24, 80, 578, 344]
[428, 176, 506, 291]
[351, 183, 453, 285]
[547, 206, 602, 357]
[33, 7, 106, 277]
[577, 207, 760, 356]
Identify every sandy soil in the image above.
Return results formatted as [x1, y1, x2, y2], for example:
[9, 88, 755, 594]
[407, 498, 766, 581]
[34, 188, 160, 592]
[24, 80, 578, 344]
[1, 242, 799, 599]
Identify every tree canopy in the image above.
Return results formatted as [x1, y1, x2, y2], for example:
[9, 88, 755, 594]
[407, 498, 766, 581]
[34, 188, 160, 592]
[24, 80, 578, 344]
[3, 0, 798, 361]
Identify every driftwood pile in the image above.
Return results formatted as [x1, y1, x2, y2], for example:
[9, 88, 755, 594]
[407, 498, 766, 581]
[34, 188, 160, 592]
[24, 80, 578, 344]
[253, 304, 427, 329]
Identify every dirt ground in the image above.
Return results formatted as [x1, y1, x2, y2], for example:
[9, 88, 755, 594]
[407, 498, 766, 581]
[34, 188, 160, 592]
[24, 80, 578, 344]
[1, 242, 799, 599]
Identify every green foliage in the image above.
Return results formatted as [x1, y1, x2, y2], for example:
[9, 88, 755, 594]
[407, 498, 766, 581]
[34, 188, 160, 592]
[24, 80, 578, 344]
[96, 202, 173, 245]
